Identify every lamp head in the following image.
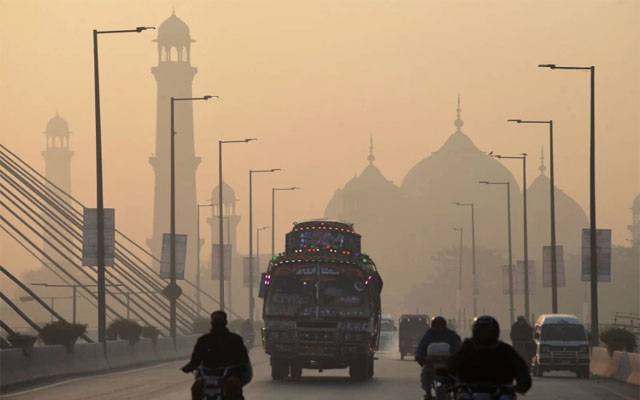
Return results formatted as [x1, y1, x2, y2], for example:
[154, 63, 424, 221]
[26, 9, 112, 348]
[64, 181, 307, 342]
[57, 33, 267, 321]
[479, 181, 489, 184]
[538, 64, 556, 69]
[136, 26, 155, 32]
[245, 138, 257, 142]
[507, 119, 522, 123]
[271, 168, 282, 172]
[203, 95, 218, 100]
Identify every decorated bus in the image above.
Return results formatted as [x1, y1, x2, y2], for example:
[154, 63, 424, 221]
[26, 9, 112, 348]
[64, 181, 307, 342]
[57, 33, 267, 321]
[259, 220, 383, 381]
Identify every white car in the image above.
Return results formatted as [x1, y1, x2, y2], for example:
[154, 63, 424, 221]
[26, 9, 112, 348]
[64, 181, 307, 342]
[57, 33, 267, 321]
[533, 314, 590, 378]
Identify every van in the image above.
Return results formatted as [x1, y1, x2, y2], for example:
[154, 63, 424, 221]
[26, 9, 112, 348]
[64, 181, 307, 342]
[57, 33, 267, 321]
[533, 314, 590, 378]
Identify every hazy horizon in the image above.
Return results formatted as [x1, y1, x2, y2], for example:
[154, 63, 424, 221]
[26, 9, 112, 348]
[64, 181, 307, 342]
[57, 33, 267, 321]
[1, 0, 638, 274]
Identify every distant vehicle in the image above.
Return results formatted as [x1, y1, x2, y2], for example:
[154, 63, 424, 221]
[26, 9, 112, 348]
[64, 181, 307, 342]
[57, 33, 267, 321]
[260, 220, 383, 381]
[378, 314, 397, 351]
[398, 314, 429, 360]
[532, 314, 590, 378]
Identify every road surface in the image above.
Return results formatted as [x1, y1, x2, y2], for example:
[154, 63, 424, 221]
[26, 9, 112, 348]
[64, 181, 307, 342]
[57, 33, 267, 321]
[1, 350, 638, 400]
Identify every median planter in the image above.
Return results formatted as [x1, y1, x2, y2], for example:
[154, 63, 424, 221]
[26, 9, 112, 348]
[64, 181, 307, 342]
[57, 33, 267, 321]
[7, 333, 37, 356]
[601, 328, 637, 356]
[39, 321, 87, 352]
[107, 319, 142, 344]
[141, 326, 160, 345]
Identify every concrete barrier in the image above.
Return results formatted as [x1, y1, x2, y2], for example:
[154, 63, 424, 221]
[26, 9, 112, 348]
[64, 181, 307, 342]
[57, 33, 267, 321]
[590, 346, 639, 386]
[0, 335, 199, 389]
[627, 352, 640, 385]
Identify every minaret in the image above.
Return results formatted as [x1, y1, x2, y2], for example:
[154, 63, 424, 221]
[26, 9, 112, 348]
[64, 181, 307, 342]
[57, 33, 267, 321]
[41, 114, 73, 266]
[454, 94, 464, 133]
[148, 12, 200, 275]
[207, 181, 241, 309]
[368, 135, 375, 165]
[539, 147, 547, 175]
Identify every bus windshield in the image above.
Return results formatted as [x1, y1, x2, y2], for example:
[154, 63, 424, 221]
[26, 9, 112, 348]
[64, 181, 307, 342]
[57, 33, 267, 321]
[265, 263, 371, 318]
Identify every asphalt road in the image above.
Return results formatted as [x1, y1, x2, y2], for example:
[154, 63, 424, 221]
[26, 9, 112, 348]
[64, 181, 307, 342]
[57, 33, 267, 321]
[1, 350, 638, 400]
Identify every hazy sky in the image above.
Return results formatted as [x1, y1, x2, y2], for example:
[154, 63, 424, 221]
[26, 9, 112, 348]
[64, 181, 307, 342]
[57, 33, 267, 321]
[1, 0, 638, 271]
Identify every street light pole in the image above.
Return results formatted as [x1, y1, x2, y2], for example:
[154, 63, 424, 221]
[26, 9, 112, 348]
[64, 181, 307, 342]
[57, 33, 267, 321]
[271, 187, 300, 259]
[508, 119, 558, 313]
[493, 153, 530, 320]
[538, 63, 599, 344]
[92, 25, 154, 344]
[249, 169, 281, 321]
[452, 227, 463, 329]
[257, 226, 269, 277]
[169, 96, 215, 340]
[218, 139, 256, 311]
[479, 181, 515, 324]
[453, 202, 477, 316]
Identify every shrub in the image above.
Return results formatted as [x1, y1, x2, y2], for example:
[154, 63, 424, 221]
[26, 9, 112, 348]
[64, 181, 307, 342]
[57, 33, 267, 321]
[7, 332, 37, 356]
[141, 326, 160, 343]
[600, 327, 637, 354]
[192, 317, 210, 334]
[39, 321, 86, 352]
[107, 319, 142, 344]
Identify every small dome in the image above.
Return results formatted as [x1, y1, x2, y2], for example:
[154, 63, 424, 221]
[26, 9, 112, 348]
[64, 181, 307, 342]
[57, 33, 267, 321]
[45, 114, 70, 136]
[156, 12, 192, 45]
[211, 181, 237, 205]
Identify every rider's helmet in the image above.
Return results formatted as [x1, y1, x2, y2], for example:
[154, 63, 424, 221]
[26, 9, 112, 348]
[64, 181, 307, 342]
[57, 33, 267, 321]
[472, 315, 500, 347]
[211, 310, 228, 328]
[431, 316, 447, 330]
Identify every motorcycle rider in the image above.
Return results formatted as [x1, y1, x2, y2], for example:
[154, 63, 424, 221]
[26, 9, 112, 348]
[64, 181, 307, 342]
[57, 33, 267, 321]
[415, 316, 461, 400]
[510, 316, 534, 362]
[448, 315, 532, 396]
[182, 311, 252, 400]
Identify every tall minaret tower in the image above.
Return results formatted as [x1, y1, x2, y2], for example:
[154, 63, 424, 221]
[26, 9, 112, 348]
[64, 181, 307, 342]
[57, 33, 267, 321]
[42, 114, 73, 266]
[148, 12, 200, 274]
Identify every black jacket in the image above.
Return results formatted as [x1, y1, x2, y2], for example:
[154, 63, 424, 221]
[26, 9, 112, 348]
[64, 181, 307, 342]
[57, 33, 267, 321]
[510, 321, 533, 342]
[182, 327, 251, 383]
[448, 339, 532, 393]
[415, 328, 462, 366]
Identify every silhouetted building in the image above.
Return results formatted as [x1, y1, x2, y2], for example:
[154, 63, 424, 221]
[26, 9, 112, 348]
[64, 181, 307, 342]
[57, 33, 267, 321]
[324, 136, 403, 279]
[148, 12, 200, 275]
[42, 113, 73, 268]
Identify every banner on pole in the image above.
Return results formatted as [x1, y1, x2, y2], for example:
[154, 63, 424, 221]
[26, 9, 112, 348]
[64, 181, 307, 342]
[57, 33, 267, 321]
[543, 245, 566, 288]
[160, 233, 188, 279]
[82, 208, 115, 266]
[581, 229, 611, 282]
[212, 244, 232, 281]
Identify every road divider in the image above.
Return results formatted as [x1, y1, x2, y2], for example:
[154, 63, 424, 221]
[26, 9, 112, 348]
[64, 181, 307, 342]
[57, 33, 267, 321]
[590, 346, 640, 385]
[0, 335, 198, 390]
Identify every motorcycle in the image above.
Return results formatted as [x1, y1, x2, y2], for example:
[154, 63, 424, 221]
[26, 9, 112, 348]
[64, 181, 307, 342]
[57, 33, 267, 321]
[194, 365, 245, 400]
[453, 383, 516, 400]
[425, 342, 453, 400]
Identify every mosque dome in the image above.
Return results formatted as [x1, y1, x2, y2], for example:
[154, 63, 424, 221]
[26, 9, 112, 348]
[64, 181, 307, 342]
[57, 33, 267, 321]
[324, 136, 401, 222]
[156, 12, 192, 45]
[399, 98, 522, 253]
[45, 114, 70, 136]
[211, 181, 237, 205]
